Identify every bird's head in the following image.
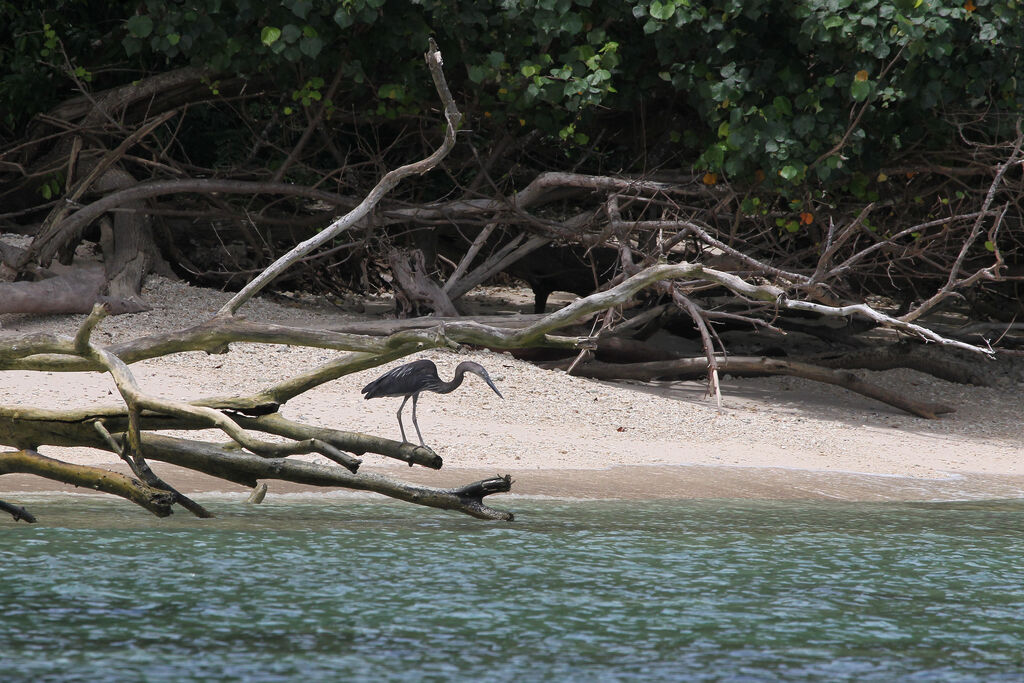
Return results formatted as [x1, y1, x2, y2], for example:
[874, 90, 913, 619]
[458, 361, 503, 399]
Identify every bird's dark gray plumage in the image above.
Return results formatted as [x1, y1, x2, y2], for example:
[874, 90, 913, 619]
[361, 359, 503, 446]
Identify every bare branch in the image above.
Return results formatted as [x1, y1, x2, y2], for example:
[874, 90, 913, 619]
[0, 449, 176, 516]
[901, 126, 1024, 322]
[218, 39, 463, 316]
[0, 498, 36, 523]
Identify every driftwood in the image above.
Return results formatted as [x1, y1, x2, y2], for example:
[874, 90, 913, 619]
[0, 265, 148, 315]
[0, 449, 177, 516]
[320, 314, 547, 336]
[118, 433, 514, 521]
[0, 41, 519, 523]
[246, 483, 268, 504]
[389, 248, 460, 316]
[809, 345, 992, 386]
[0, 39, 1001, 523]
[0, 251, 986, 522]
[0, 496, 37, 523]
[542, 355, 954, 419]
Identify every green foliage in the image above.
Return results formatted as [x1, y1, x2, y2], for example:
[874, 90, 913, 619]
[37, 172, 63, 200]
[2, 0, 1022, 189]
[0, 1, 125, 134]
[631, 0, 1024, 184]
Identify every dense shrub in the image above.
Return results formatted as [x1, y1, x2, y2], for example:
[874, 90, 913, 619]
[3, 0, 1022, 184]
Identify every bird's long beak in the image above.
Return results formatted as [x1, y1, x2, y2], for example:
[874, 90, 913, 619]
[483, 374, 503, 399]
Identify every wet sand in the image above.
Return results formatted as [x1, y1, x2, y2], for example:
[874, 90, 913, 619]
[4, 461, 1024, 506]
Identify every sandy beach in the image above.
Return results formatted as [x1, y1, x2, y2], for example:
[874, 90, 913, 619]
[2, 274, 1022, 503]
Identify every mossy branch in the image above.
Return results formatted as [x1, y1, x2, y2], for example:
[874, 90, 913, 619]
[0, 449, 176, 517]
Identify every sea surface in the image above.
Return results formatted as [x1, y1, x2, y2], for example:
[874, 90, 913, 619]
[2, 494, 1023, 682]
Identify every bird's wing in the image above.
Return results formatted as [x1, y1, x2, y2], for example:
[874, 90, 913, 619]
[361, 359, 436, 398]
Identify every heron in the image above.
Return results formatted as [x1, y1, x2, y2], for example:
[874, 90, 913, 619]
[361, 358, 503, 446]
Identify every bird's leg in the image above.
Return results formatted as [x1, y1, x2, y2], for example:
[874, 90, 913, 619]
[411, 393, 426, 447]
[396, 395, 410, 443]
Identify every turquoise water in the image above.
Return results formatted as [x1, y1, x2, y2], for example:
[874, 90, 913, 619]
[2, 495, 1024, 682]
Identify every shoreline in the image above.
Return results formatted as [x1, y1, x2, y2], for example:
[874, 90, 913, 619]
[3, 461, 1024, 504]
[2, 273, 1023, 508]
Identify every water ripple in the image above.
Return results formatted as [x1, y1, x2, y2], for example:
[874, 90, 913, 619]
[2, 497, 1024, 681]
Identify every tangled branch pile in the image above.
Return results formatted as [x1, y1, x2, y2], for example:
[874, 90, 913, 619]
[1, 4, 1022, 521]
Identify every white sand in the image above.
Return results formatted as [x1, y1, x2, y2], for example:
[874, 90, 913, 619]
[2, 274, 1022, 500]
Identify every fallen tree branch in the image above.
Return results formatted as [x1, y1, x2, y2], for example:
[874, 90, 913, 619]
[808, 345, 992, 386]
[671, 291, 723, 409]
[1, 261, 992, 383]
[230, 412, 443, 469]
[75, 304, 362, 475]
[0, 404, 440, 470]
[0, 265, 148, 315]
[0, 449, 176, 516]
[544, 355, 955, 419]
[0, 497, 36, 523]
[127, 433, 514, 521]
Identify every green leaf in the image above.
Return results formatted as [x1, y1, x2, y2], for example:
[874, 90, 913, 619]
[468, 65, 487, 83]
[779, 165, 799, 181]
[126, 15, 153, 38]
[851, 79, 871, 101]
[772, 96, 792, 116]
[650, 0, 676, 21]
[261, 26, 282, 46]
[333, 9, 354, 28]
[793, 115, 815, 136]
[290, 0, 312, 19]
[378, 83, 406, 100]
[984, 241, 996, 252]
[299, 36, 322, 58]
[562, 14, 583, 34]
